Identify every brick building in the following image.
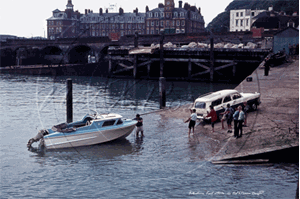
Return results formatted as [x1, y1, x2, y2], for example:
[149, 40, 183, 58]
[145, 0, 205, 34]
[47, 0, 81, 40]
[47, 0, 205, 40]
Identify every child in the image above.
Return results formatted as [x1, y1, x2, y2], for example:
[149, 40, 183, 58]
[185, 109, 197, 136]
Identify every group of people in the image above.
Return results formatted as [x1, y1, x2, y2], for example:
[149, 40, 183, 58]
[133, 102, 249, 138]
[185, 102, 249, 139]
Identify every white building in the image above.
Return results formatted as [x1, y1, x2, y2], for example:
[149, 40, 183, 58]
[230, 9, 265, 32]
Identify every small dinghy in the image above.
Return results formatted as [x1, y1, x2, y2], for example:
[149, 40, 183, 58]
[27, 111, 137, 150]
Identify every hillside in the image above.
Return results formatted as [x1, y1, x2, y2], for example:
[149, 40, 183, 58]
[206, 0, 299, 32]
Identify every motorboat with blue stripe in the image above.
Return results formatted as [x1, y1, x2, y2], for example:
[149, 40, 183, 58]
[27, 110, 137, 150]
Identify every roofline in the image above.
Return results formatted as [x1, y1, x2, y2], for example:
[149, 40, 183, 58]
[274, 26, 299, 35]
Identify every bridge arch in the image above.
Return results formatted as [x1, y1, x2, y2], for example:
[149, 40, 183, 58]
[41, 46, 64, 64]
[68, 45, 93, 64]
[0, 48, 15, 67]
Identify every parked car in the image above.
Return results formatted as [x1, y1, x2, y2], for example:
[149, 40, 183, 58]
[191, 89, 261, 121]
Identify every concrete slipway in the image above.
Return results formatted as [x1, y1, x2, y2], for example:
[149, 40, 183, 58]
[158, 58, 299, 163]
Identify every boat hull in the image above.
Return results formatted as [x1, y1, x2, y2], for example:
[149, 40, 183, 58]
[44, 124, 136, 149]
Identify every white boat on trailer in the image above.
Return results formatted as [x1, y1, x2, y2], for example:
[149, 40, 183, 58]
[27, 111, 137, 150]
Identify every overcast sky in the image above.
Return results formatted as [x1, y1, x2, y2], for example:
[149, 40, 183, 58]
[0, 0, 232, 38]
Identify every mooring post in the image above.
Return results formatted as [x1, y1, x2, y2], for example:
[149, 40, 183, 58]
[210, 37, 214, 82]
[133, 31, 138, 79]
[232, 63, 236, 77]
[159, 31, 166, 109]
[159, 77, 166, 109]
[147, 62, 151, 78]
[66, 78, 73, 123]
[160, 31, 164, 77]
[108, 57, 112, 76]
[188, 57, 192, 80]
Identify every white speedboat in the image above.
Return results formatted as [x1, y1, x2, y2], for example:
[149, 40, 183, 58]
[27, 111, 137, 150]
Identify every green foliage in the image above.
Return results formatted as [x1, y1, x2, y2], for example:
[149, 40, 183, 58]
[207, 0, 299, 32]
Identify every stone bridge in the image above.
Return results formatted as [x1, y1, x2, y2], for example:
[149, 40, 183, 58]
[1, 32, 263, 67]
[0, 36, 115, 66]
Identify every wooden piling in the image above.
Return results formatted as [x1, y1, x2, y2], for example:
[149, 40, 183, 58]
[147, 62, 151, 78]
[133, 31, 138, 79]
[159, 77, 166, 109]
[108, 57, 112, 76]
[210, 37, 214, 82]
[160, 31, 164, 77]
[188, 58, 192, 80]
[133, 55, 137, 79]
[232, 64, 236, 77]
[66, 78, 73, 123]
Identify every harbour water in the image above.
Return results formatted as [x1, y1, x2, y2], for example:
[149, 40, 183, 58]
[0, 74, 298, 198]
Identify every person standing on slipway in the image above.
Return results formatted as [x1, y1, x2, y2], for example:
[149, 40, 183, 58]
[133, 114, 144, 137]
[185, 109, 197, 136]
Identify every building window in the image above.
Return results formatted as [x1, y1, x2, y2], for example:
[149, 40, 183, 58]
[155, 12, 158, 17]
[251, 12, 255, 16]
[161, 13, 164, 17]
[246, 19, 249, 26]
[156, 21, 159, 26]
[240, 19, 243, 26]
[181, 20, 185, 26]
[236, 20, 238, 26]
[240, 12, 243, 17]
[147, 21, 149, 26]
[236, 12, 239, 17]
[174, 12, 178, 17]
[166, 21, 169, 26]
[177, 20, 180, 26]
[161, 21, 164, 26]
[151, 21, 154, 26]
[180, 12, 184, 17]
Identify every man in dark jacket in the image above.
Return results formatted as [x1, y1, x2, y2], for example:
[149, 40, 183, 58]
[133, 114, 144, 137]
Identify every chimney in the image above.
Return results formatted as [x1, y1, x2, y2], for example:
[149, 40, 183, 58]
[99, 8, 103, 15]
[146, 6, 149, 12]
[119, 7, 124, 15]
[158, 3, 164, 8]
[106, 9, 108, 13]
[85, 9, 87, 15]
[179, 1, 182, 8]
[198, 7, 201, 14]
[88, 9, 91, 13]
[136, 8, 138, 15]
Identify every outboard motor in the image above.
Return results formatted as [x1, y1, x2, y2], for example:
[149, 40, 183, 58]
[27, 129, 49, 151]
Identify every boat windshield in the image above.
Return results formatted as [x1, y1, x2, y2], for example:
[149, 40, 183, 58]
[102, 120, 116, 127]
[116, 119, 123, 125]
[195, 101, 206, 109]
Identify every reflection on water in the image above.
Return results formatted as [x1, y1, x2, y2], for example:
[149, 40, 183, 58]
[34, 139, 134, 160]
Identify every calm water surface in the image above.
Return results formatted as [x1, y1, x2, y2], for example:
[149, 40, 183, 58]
[0, 74, 298, 198]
